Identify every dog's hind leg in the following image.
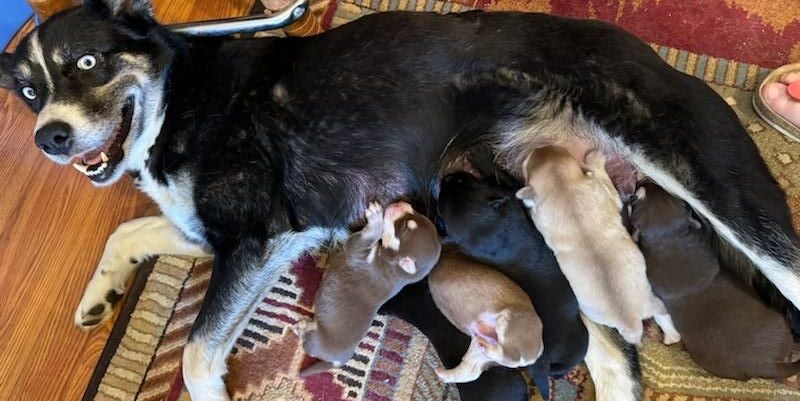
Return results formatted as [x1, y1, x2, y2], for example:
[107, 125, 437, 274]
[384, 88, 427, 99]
[582, 315, 641, 401]
[182, 228, 334, 401]
[74, 216, 210, 328]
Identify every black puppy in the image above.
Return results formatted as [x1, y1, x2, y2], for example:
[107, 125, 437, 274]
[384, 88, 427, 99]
[437, 172, 588, 399]
[382, 280, 531, 401]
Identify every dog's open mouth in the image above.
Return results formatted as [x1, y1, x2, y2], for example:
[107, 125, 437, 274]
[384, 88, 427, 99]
[71, 98, 134, 182]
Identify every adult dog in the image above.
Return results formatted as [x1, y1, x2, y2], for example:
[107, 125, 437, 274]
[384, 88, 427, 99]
[2, 1, 799, 400]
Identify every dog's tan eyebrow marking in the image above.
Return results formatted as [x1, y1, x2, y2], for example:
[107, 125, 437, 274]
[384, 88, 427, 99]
[28, 31, 54, 92]
[19, 62, 32, 80]
[51, 48, 66, 66]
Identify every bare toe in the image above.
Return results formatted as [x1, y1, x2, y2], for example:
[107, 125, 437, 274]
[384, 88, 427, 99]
[762, 82, 800, 127]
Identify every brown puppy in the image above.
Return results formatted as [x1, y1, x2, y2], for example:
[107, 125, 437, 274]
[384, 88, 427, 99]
[428, 250, 544, 383]
[295, 201, 441, 374]
[630, 183, 800, 380]
[516, 146, 679, 345]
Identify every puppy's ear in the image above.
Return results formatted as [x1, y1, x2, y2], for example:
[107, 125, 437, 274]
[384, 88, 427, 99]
[84, 0, 153, 19]
[515, 186, 535, 200]
[0, 54, 15, 90]
[634, 186, 646, 201]
[469, 314, 500, 346]
[583, 148, 607, 169]
[398, 256, 416, 274]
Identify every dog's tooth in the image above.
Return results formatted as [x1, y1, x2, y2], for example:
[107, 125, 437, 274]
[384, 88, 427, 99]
[100, 152, 109, 162]
[73, 163, 90, 175]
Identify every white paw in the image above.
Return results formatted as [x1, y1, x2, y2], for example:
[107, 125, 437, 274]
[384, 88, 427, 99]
[365, 202, 383, 225]
[662, 331, 681, 345]
[364, 202, 384, 235]
[74, 256, 138, 329]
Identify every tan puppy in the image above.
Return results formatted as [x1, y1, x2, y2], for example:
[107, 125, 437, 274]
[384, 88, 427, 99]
[428, 250, 544, 383]
[516, 146, 679, 345]
[296, 201, 441, 374]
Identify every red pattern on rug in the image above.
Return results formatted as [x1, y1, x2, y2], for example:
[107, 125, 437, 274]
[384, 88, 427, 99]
[438, 0, 800, 68]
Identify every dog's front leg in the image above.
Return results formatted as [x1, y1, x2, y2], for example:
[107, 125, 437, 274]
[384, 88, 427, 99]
[75, 216, 210, 328]
[182, 228, 333, 401]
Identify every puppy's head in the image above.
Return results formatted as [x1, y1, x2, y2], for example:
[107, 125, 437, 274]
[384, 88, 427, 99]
[380, 202, 441, 277]
[438, 173, 527, 251]
[469, 308, 543, 368]
[630, 182, 699, 242]
[0, 0, 173, 186]
[522, 146, 584, 188]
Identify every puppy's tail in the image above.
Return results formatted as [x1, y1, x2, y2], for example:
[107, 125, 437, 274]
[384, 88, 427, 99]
[298, 360, 337, 377]
[765, 360, 800, 379]
[581, 315, 642, 401]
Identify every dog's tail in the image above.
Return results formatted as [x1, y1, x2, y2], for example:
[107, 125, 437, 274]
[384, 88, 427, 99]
[581, 315, 642, 401]
[769, 360, 800, 379]
[298, 359, 337, 377]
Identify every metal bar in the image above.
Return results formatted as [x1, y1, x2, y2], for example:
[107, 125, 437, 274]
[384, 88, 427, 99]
[168, 0, 309, 36]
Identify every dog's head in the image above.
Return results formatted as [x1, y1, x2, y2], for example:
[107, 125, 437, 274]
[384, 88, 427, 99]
[521, 146, 585, 190]
[0, 0, 174, 186]
[438, 173, 531, 255]
[469, 308, 543, 368]
[629, 182, 700, 242]
[379, 202, 442, 277]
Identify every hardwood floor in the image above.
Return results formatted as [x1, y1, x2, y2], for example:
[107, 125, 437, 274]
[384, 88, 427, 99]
[0, 1, 253, 400]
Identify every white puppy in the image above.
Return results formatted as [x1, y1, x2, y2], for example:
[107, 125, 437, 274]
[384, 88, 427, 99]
[516, 146, 679, 345]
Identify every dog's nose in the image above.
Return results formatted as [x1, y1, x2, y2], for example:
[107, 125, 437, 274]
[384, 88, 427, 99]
[35, 121, 73, 156]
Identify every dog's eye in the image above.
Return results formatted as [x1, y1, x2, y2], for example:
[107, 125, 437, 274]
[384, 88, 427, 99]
[77, 55, 97, 71]
[21, 86, 36, 100]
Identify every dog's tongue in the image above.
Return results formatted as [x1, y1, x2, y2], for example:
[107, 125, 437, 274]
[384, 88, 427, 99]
[83, 151, 103, 166]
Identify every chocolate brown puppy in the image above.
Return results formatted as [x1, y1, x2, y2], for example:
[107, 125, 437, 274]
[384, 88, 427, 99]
[296, 201, 441, 374]
[630, 183, 800, 380]
[429, 250, 544, 383]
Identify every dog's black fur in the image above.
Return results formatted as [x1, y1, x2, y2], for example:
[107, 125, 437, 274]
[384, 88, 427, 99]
[4, 1, 800, 399]
[437, 170, 588, 399]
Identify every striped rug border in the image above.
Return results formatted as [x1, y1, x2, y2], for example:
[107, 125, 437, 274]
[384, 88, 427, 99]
[87, 256, 199, 401]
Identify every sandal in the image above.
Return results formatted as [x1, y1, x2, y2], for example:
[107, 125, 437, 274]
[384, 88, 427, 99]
[753, 63, 800, 142]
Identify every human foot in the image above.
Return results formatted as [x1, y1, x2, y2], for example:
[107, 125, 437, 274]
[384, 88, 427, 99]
[761, 72, 800, 129]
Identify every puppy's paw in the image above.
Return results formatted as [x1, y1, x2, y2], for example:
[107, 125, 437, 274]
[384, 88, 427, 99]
[662, 330, 681, 345]
[365, 202, 383, 223]
[74, 261, 130, 329]
[293, 317, 315, 338]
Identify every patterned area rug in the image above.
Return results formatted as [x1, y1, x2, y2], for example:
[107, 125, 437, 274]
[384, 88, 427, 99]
[85, 2, 800, 401]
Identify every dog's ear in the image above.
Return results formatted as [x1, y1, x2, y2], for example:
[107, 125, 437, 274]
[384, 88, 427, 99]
[469, 313, 500, 346]
[398, 256, 416, 274]
[84, 0, 153, 19]
[0, 54, 15, 90]
[515, 186, 534, 200]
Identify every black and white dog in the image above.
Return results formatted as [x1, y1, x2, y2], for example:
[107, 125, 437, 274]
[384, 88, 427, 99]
[2, 1, 799, 400]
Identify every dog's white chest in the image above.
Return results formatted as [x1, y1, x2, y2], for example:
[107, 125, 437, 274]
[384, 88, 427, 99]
[136, 170, 206, 243]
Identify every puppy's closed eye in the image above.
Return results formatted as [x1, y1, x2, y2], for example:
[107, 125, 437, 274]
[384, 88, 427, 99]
[488, 196, 509, 209]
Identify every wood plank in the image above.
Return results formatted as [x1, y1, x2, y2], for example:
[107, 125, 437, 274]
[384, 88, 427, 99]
[0, 1, 253, 400]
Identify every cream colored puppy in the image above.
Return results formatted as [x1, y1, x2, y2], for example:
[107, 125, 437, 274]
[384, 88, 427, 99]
[516, 146, 679, 345]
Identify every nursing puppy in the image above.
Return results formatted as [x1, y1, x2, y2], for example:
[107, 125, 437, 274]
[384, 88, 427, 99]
[382, 280, 532, 401]
[516, 146, 679, 345]
[296, 201, 441, 374]
[428, 250, 544, 383]
[438, 172, 588, 400]
[630, 183, 800, 380]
